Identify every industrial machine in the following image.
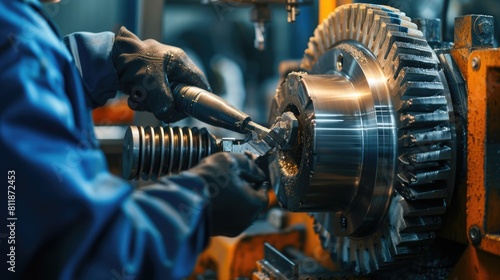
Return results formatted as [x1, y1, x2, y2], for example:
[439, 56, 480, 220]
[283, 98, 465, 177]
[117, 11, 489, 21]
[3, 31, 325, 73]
[121, 2, 500, 279]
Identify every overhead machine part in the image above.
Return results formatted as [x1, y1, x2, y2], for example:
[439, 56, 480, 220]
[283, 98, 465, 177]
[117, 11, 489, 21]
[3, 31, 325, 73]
[268, 3, 456, 274]
[202, 0, 313, 50]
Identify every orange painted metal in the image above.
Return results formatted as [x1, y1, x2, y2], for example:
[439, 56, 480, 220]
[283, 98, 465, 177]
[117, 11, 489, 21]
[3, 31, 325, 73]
[191, 222, 305, 280]
[448, 13, 500, 278]
[287, 213, 338, 271]
[318, 0, 336, 24]
[450, 39, 500, 278]
[457, 49, 500, 257]
[449, 245, 500, 280]
[191, 213, 338, 279]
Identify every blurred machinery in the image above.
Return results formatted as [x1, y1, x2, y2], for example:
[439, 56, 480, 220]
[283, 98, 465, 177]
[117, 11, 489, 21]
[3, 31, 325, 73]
[202, 0, 314, 50]
[121, 1, 500, 279]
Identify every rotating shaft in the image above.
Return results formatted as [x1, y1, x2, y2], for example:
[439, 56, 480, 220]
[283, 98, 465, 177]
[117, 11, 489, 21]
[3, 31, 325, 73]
[122, 126, 218, 180]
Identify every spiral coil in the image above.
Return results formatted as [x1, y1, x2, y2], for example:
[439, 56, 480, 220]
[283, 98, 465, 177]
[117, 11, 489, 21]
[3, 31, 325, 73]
[122, 126, 219, 180]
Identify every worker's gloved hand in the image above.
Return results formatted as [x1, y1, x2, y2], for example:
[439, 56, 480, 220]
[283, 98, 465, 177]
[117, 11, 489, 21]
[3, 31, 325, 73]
[187, 152, 269, 237]
[111, 26, 210, 123]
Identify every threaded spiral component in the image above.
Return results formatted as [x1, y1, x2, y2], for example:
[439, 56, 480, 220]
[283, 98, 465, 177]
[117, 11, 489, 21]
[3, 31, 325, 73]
[122, 126, 219, 180]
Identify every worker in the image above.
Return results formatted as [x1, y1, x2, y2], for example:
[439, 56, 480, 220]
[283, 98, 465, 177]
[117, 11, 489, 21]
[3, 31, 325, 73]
[0, 0, 268, 279]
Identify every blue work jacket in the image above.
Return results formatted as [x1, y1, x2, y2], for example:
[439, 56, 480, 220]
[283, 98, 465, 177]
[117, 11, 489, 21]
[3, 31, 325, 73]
[0, 0, 210, 279]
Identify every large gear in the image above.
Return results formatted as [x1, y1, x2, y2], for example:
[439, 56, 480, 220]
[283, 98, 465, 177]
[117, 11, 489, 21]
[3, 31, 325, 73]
[269, 3, 456, 274]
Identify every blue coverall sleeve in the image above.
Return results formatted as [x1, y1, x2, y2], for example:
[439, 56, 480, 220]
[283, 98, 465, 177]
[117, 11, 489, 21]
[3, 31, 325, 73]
[0, 1, 209, 279]
[63, 31, 120, 109]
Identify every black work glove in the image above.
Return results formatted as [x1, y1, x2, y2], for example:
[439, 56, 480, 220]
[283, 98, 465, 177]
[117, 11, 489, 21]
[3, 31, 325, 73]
[111, 26, 210, 123]
[187, 152, 269, 237]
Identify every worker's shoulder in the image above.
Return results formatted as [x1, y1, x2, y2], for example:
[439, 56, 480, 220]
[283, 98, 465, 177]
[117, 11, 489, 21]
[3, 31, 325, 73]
[0, 0, 70, 65]
[0, 0, 60, 48]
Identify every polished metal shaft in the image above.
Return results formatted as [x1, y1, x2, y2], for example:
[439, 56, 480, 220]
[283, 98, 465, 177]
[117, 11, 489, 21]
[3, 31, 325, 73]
[122, 126, 218, 180]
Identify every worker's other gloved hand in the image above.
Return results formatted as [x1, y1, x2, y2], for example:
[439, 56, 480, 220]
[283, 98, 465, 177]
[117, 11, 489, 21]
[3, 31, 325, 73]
[111, 26, 210, 123]
[187, 152, 269, 237]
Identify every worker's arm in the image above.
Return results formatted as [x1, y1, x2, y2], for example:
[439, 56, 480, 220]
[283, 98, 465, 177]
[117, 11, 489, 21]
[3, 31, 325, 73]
[0, 2, 209, 279]
[63, 27, 210, 123]
[1, 58, 209, 279]
[1, 4, 267, 279]
[0, 28, 211, 278]
[63, 31, 120, 109]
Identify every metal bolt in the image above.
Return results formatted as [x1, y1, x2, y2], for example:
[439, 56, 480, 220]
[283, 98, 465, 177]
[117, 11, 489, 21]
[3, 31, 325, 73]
[267, 208, 288, 229]
[471, 57, 481, 70]
[469, 225, 482, 245]
[336, 53, 343, 71]
[477, 18, 493, 35]
[340, 215, 347, 231]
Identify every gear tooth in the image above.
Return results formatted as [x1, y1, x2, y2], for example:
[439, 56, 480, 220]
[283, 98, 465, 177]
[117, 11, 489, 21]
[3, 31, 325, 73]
[396, 180, 448, 201]
[354, 6, 363, 41]
[396, 81, 445, 100]
[400, 165, 451, 186]
[360, 9, 373, 46]
[336, 237, 344, 261]
[321, 18, 332, 49]
[400, 19, 419, 30]
[327, 15, 336, 46]
[348, 5, 358, 40]
[302, 40, 318, 70]
[391, 67, 440, 89]
[409, 28, 424, 38]
[400, 110, 449, 128]
[341, 239, 350, 266]
[310, 38, 320, 57]
[300, 57, 313, 71]
[398, 216, 442, 233]
[382, 42, 434, 67]
[314, 26, 325, 55]
[386, 32, 429, 59]
[397, 96, 448, 112]
[376, 234, 393, 267]
[368, 240, 381, 272]
[399, 126, 451, 147]
[397, 42, 434, 56]
[373, 23, 389, 57]
[399, 145, 452, 164]
[378, 4, 400, 13]
[351, 245, 360, 274]
[300, 61, 311, 71]
[359, 246, 371, 274]
[401, 199, 447, 217]
[398, 231, 435, 247]
[343, 5, 352, 40]
[367, 15, 383, 51]
[387, 54, 438, 79]
[337, 6, 346, 41]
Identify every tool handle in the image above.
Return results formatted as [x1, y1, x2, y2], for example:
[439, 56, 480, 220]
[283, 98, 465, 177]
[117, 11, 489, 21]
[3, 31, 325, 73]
[173, 84, 251, 134]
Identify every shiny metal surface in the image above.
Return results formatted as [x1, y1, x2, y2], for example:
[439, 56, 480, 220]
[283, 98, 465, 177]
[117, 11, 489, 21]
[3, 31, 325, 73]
[122, 126, 218, 180]
[270, 39, 397, 237]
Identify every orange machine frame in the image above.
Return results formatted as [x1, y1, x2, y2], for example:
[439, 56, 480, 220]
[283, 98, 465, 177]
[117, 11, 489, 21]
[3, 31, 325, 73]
[448, 15, 500, 280]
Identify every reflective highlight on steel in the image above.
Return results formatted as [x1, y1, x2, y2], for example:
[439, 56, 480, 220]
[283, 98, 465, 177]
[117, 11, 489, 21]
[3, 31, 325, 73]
[122, 126, 218, 180]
